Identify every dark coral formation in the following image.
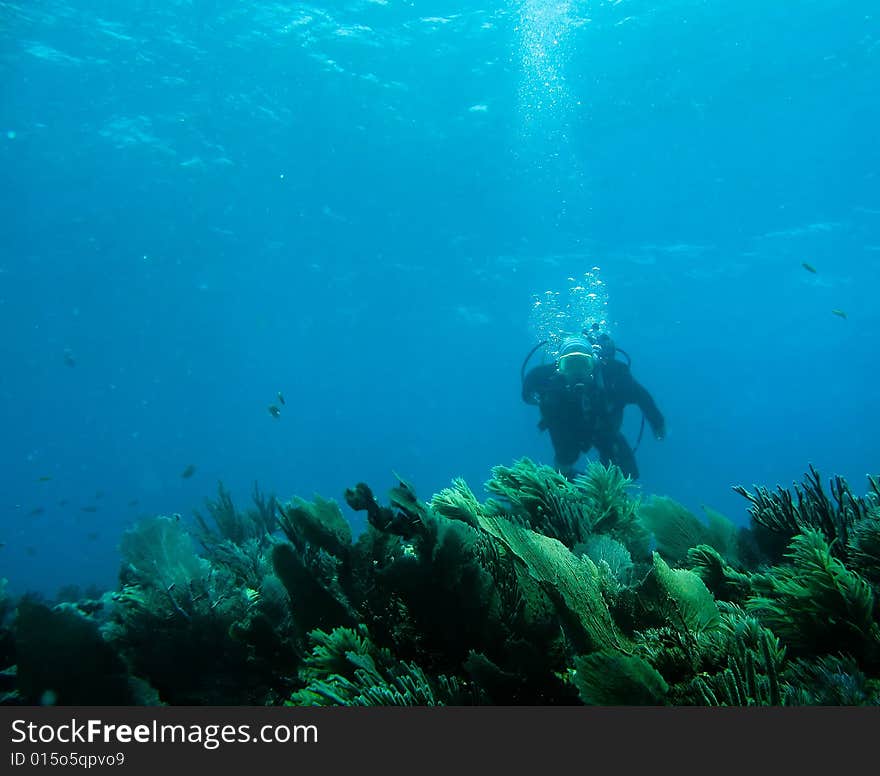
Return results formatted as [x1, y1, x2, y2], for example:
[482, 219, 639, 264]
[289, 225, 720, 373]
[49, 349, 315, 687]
[1, 461, 879, 706]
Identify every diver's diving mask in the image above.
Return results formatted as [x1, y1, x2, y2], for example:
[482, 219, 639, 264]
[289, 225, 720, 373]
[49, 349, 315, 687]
[557, 340, 596, 380]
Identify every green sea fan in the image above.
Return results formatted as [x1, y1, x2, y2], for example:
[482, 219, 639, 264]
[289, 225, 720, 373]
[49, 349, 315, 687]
[639, 497, 708, 565]
[579, 535, 634, 591]
[640, 497, 740, 566]
[476, 515, 628, 654]
[700, 505, 741, 564]
[119, 515, 209, 591]
[573, 652, 668, 706]
[651, 552, 722, 638]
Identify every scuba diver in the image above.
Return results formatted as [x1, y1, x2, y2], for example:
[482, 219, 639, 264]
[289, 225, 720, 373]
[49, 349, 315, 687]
[521, 326, 666, 480]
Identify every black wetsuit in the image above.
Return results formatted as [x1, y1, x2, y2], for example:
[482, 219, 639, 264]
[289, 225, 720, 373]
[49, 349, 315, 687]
[522, 359, 665, 480]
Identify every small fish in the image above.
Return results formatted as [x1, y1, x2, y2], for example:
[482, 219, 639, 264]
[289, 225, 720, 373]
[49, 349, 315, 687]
[128, 498, 140, 507]
[268, 404, 282, 418]
[801, 262, 817, 274]
[832, 309, 848, 319]
[86, 531, 99, 541]
[28, 507, 45, 517]
[277, 391, 286, 405]
[181, 464, 197, 479]
[80, 505, 98, 513]
[37, 475, 52, 482]
[26, 546, 37, 556]
[63, 349, 76, 367]
[58, 498, 69, 507]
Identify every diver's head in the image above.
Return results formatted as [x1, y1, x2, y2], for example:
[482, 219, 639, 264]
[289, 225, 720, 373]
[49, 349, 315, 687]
[556, 337, 597, 382]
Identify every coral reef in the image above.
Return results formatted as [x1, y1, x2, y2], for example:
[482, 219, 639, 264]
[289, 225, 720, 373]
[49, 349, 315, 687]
[1, 463, 878, 706]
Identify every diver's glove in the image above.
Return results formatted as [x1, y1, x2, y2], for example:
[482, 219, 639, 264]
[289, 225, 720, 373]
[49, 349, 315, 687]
[653, 420, 667, 441]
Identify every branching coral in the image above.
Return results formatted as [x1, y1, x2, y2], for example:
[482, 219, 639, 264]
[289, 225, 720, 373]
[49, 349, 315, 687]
[17, 458, 880, 708]
[849, 511, 880, 585]
[689, 626, 783, 706]
[288, 626, 472, 706]
[430, 477, 484, 529]
[688, 544, 754, 603]
[205, 537, 269, 590]
[0, 579, 15, 705]
[14, 598, 140, 705]
[460, 458, 648, 567]
[194, 481, 276, 548]
[784, 654, 880, 705]
[483, 458, 590, 546]
[109, 515, 297, 704]
[345, 481, 424, 539]
[346, 478, 503, 672]
[348, 475, 602, 702]
[271, 541, 357, 635]
[746, 530, 879, 666]
[627, 554, 726, 687]
[733, 466, 877, 560]
[573, 461, 644, 548]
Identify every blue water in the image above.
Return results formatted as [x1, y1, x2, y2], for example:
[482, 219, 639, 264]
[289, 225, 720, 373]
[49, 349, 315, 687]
[1, 0, 878, 596]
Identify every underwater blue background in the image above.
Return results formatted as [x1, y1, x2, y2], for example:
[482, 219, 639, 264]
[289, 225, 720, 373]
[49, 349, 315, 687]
[1, 0, 877, 596]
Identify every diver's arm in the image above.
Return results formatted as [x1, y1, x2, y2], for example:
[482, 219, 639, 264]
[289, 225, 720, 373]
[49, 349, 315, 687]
[631, 379, 665, 439]
[614, 365, 665, 438]
[522, 363, 556, 405]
